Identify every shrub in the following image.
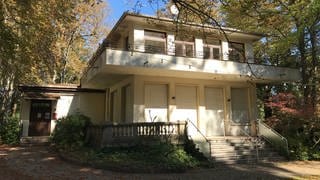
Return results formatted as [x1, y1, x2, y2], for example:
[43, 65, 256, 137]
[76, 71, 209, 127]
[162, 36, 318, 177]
[183, 138, 208, 161]
[96, 142, 200, 172]
[51, 114, 91, 150]
[0, 116, 21, 144]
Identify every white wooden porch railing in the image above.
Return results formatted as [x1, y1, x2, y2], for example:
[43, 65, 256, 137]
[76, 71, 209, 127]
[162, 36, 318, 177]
[86, 121, 187, 147]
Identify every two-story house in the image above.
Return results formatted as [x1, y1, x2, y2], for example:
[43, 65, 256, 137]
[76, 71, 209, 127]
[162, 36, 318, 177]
[20, 12, 300, 162]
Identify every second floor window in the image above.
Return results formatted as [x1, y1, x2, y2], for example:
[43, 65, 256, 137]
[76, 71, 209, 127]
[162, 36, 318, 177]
[144, 30, 166, 54]
[203, 40, 221, 60]
[175, 40, 194, 58]
[229, 42, 245, 62]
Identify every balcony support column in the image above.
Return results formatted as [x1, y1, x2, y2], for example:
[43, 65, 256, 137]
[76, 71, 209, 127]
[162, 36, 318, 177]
[222, 41, 229, 61]
[195, 38, 203, 58]
[167, 34, 175, 55]
[245, 43, 254, 63]
[133, 28, 145, 52]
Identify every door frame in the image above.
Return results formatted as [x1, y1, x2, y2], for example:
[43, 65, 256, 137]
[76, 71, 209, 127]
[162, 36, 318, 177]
[204, 86, 226, 137]
[28, 99, 52, 136]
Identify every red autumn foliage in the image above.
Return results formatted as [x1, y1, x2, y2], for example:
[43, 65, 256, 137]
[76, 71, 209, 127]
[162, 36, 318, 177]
[265, 93, 298, 115]
[265, 93, 314, 118]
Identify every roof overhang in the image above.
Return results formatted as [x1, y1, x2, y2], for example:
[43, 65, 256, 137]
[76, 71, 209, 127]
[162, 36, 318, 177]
[19, 84, 105, 94]
[107, 12, 264, 42]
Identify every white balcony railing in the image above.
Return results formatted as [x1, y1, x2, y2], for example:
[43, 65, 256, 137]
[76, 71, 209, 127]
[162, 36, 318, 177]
[82, 43, 301, 83]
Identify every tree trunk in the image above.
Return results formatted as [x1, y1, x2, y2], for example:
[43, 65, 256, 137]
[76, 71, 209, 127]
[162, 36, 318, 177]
[297, 24, 309, 106]
[309, 25, 320, 117]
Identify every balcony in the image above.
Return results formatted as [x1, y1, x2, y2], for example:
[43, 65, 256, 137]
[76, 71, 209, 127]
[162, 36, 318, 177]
[81, 43, 301, 88]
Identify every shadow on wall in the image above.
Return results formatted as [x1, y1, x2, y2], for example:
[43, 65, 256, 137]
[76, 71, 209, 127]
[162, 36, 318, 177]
[55, 92, 105, 125]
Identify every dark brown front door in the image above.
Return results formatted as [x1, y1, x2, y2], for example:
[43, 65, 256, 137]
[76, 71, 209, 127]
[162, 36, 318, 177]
[29, 100, 52, 136]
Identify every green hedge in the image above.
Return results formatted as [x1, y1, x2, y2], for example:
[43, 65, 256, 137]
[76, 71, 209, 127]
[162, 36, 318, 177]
[51, 114, 91, 150]
[0, 116, 21, 144]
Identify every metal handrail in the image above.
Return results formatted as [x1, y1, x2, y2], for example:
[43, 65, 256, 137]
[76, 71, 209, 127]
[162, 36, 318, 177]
[239, 128, 259, 162]
[257, 119, 289, 156]
[186, 118, 212, 158]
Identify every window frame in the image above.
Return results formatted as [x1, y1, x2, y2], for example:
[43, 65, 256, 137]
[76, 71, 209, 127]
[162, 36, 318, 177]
[175, 40, 194, 57]
[228, 42, 246, 62]
[144, 29, 167, 54]
[203, 43, 221, 60]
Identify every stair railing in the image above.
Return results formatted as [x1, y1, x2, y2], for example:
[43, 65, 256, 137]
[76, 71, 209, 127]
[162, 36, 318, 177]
[257, 119, 289, 157]
[186, 118, 212, 158]
[238, 128, 259, 162]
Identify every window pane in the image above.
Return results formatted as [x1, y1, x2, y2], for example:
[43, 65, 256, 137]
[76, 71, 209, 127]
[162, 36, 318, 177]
[185, 44, 194, 57]
[229, 42, 245, 62]
[145, 40, 166, 54]
[203, 46, 210, 59]
[145, 30, 166, 39]
[212, 48, 220, 60]
[175, 43, 184, 56]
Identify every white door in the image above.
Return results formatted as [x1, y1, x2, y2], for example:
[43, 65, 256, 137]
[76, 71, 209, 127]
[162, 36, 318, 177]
[204, 87, 225, 136]
[229, 88, 250, 136]
[231, 88, 249, 124]
[174, 85, 198, 136]
[144, 84, 168, 122]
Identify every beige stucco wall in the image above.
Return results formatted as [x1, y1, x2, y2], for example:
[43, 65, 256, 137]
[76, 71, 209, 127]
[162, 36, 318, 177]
[20, 91, 106, 136]
[79, 92, 105, 124]
[20, 99, 31, 137]
[107, 76, 134, 123]
[132, 75, 257, 136]
[56, 94, 80, 118]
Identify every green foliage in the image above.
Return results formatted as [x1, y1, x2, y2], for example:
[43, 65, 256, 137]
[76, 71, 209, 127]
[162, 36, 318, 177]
[267, 113, 320, 160]
[183, 138, 208, 161]
[51, 114, 91, 150]
[60, 142, 205, 172]
[100, 143, 199, 171]
[0, 116, 21, 145]
[0, 1, 108, 121]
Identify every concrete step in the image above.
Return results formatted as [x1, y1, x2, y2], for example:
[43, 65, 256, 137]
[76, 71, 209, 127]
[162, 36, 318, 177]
[214, 155, 257, 161]
[206, 136, 287, 165]
[212, 150, 258, 156]
[20, 136, 50, 146]
[212, 145, 257, 150]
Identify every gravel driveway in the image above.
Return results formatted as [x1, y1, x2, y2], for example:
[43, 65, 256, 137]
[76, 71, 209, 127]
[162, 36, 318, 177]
[0, 145, 319, 180]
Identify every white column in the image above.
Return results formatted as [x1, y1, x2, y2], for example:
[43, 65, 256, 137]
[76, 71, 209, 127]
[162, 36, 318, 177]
[133, 76, 145, 122]
[221, 41, 229, 61]
[195, 38, 203, 58]
[105, 89, 109, 122]
[168, 81, 175, 122]
[245, 43, 254, 63]
[167, 34, 175, 55]
[133, 28, 144, 52]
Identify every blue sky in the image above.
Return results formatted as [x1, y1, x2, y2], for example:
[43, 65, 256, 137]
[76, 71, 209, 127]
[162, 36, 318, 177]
[105, 0, 165, 26]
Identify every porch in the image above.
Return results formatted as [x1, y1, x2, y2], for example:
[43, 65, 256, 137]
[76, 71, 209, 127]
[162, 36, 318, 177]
[86, 121, 187, 148]
[84, 120, 289, 164]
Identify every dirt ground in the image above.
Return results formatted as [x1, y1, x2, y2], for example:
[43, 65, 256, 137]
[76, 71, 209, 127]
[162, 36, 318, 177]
[0, 144, 319, 180]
